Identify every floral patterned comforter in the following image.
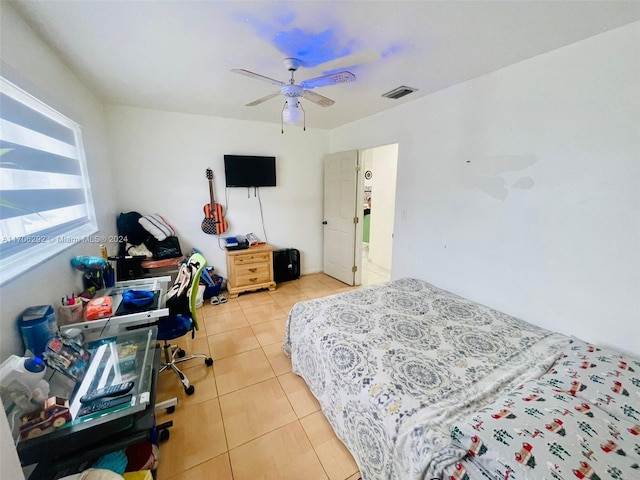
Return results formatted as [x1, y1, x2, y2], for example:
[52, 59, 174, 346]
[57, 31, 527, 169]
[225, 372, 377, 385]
[283, 278, 570, 479]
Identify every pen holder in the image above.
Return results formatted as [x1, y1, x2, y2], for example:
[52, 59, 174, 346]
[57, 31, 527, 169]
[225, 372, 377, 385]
[104, 265, 115, 288]
[83, 270, 104, 291]
[57, 302, 84, 326]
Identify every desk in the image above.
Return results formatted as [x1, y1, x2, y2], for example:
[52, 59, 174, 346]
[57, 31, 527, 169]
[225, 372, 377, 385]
[60, 276, 171, 342]
[17, 328, 160, 480]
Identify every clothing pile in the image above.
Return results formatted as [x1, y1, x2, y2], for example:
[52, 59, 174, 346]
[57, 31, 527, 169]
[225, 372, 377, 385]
[117, 212, 182, 260]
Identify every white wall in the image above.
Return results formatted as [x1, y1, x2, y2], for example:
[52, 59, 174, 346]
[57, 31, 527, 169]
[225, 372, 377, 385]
[105, 106, 329, 278]
[0, 3, 117, 475]
[331, 22, 640, 356]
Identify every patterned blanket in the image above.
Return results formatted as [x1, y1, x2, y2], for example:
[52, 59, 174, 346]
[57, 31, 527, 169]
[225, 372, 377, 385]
[446, 338, 640, 480]
[283, 278, 569, 479]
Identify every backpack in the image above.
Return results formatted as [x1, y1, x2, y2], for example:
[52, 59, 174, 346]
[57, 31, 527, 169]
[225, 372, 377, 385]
[117, 212, 150, 246]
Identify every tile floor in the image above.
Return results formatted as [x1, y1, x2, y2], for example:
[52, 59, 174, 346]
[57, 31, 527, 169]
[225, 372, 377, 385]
[361, 246, 391, 286]
[155, 273, 363, 480]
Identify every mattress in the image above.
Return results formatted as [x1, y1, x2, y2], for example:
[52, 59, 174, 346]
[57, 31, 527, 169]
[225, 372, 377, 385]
[283, 278, 570, 479]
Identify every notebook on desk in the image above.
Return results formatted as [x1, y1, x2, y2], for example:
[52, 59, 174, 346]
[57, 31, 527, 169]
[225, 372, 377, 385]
[114, 291, 160, 316]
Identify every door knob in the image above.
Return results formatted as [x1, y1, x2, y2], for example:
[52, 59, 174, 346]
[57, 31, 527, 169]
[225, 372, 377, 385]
[322, 221, 328, 225]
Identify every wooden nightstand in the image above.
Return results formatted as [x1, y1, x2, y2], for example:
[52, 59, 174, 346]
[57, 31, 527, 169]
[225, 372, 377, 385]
[225, 244, 276, 298]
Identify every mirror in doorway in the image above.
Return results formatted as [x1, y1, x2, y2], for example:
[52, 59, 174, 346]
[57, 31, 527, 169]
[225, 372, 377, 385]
[363, 186, 372, 245]
[364, 186, 372, 215]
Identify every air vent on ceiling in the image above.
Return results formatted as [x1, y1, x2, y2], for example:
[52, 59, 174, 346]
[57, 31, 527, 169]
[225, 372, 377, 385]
[382, 86, 418, 100]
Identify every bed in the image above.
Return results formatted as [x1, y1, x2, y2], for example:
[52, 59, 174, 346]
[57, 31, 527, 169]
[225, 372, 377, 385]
[283, 278, 640, 480]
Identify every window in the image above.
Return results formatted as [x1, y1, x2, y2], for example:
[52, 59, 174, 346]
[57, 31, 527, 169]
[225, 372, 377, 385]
[0, 76, 97, 286]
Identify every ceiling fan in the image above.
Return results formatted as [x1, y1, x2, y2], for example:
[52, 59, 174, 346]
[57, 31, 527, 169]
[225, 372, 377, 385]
[232, 58, 356, 131]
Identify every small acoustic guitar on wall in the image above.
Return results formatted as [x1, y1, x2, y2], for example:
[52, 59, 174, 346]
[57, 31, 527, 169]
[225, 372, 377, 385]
[201, 168, 228, 235]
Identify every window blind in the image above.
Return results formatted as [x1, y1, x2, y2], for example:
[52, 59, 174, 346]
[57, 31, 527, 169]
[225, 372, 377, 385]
[0, 77, 97, 285]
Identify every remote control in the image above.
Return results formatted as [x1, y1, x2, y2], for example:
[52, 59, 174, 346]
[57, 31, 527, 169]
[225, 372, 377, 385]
[78, 394, 133, 417]
[80, 381, 134, 404]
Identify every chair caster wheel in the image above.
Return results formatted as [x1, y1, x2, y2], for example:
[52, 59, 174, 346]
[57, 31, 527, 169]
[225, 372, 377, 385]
[156, 420, 173, 443]
[159, 429, 170, 442]
[185, 385, 195, 395]
[205, 357, 213, 366]
[177, 348, 186, 358]
[166, 406, 175, 414]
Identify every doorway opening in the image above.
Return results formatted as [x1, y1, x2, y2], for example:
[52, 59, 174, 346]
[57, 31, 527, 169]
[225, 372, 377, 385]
[357, 143, 398, 286]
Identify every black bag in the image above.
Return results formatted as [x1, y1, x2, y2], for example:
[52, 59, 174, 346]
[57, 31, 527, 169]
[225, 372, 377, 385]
[273, 248, 300, 283]
[117, 211, 150, 246]
[146, 236, 182, 260]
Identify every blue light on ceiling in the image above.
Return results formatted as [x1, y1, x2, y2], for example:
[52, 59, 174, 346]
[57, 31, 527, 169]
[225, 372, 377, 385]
[233, 6, 406, 76]
[381, 44, 402, 59]
[236, 9, 356, 68]
[273, 28, 353, 67]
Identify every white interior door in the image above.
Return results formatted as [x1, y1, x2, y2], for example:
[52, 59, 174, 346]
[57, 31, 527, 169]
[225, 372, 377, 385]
[323, 150, 359, 285]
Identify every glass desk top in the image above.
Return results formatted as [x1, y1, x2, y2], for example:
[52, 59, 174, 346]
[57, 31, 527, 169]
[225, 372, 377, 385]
[67, 327, 157, 421]
[15, 327, 158, 465]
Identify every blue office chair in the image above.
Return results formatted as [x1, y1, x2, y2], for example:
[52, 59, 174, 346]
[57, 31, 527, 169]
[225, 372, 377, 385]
[158, 252, 213, 395]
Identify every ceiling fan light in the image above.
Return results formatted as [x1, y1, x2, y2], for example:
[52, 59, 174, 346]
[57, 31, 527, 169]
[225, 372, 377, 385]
[282, 101, 304, 125]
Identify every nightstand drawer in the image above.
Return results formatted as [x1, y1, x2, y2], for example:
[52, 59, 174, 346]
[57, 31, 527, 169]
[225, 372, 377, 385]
[235, 263, 270, 278]
[234, 253, 270, 265]
[236, 270, 271, 285]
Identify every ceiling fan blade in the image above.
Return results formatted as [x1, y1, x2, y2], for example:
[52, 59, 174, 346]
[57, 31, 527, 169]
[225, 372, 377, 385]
[232, 69, 286, 87]
[300, 71, 356, 90]
[302, 90, 335, 107]
[245, 92, 280, 107]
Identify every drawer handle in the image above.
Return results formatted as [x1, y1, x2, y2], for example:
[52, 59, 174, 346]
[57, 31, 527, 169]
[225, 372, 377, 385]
[248, 268, 257, 273]
[249, 277, 258, 282]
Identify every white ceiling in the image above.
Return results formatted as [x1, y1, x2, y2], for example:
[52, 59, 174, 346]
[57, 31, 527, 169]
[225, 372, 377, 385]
[8, 1, 640, 129]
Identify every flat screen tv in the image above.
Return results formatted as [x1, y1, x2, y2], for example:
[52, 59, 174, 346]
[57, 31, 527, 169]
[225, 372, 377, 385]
[224, 155, 277, 187]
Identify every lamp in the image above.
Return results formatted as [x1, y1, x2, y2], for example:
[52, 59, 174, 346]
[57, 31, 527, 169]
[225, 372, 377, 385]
[281, 98, 305, 133]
